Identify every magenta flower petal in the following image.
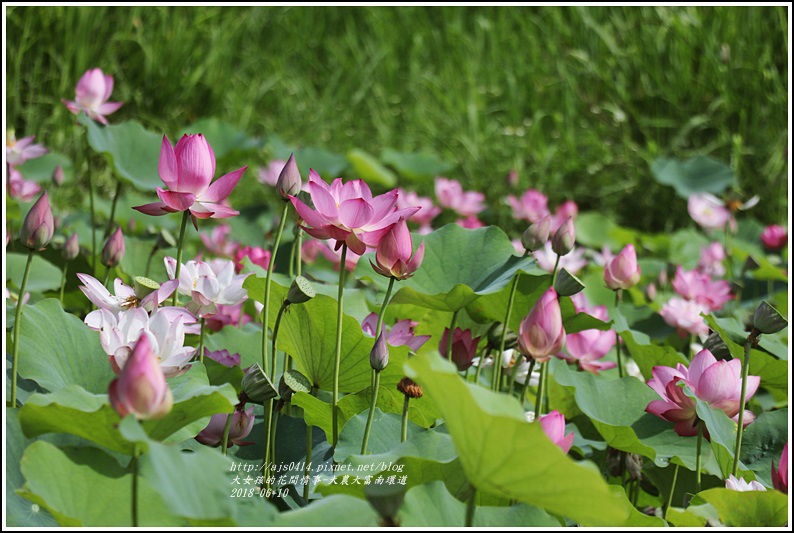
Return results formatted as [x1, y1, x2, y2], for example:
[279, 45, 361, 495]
[98, 101, 123, 115]
[696, 360, 743, 406]
[687, 349, 717, 390]
[339, 198, 375, 229]
[174, 134, 215, 194]
[202, 167, 246, 203]
[195, 202, 239, 219]
[157, 188, 196, 212]
[158, 135, 178, 189]
[309, 180, 341, 220]
[289, 196, 330, 229]
[133, 201, 172, 216]
[308, 169, 330, 192]
[369, 190, 400, 221]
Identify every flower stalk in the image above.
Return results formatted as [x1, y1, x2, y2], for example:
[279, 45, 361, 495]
[331, 243, 349, 447]
[171, 211, 190, 306]
[10, 249, 34, 406]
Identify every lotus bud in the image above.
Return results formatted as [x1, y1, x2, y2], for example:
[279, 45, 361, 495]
[397, 377, 423, 399]
[20, 192, 54, 251]
[753, 301, 788, 335]
[133, 276, 160, 299]
[520, 215, 551, 252]
[517, 287, 565, 363]
[554, 268, 586, 296]
[439, 327, 480, 371]
[276, 153, 302, 200]
[644, 283, 657, 302]
[52, 165, 65, 186]
[101, 226, 125, 268]
[551, 217, 575, 256]
[286, 275, 316, 305]
[109, 333, 173, 420]
[603, 244, 641, 290]
[240, 363, 278, 404]
[62, 233, 80, 261]
[370, 333, 390, 371]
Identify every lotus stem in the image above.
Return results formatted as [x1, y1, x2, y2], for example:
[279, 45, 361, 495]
[331, 243, 348, 447]
[171, 210, 190, 306]
[732, 335, 755, 476]
[664, 464, 680, 520]
[494, 274, 520, 392]
[221, 412, 233, 456]
[695, 422, 703, 493]
[401, 395, 410, 442]
[59, 263, 68, 305]
[361, 370, 381, 455]
[520, 358, 536, 406]
[445, 309, 459, 362]
[465, 487, 477, 527]
[10, 250, 34, 406]
[104, 179, 122, 239]
[615, 289, 624, 378]
[198, 318, 206, 363]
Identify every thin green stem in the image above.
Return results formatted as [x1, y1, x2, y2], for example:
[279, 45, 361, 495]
[724, 225, 734, 280]
[614, 289, 624, 378]
[103, 267, 112, 288]
[198, 318, 206, 363]
[375, 277, 396, 337]
[732, 336, 754, 476]
[271, 303, 288, 381]
[331, 244, 348, 447]
[520, 358, 536, 406]
[664, 464, 680, 520]
[171, 211, 190, 306]
[10, 249, 34, 406]
[304, 423, 313, 500]
[551, 254, 561, 286]
[465, 487, 477, 527]
[262, 202, 291, 375]
[263, 406, 273, 490]
[265, 302, 288, 482]
[533, 361, 545, 418]
[131, 446, 139, 527]
[87, 161, 96, 276]
[296, 228, 303, 277]
[221, 412, 233, 456]
[288, 231, 296, 279]
[104, 179, 122, 240]
[445, 309, 460, 362]
[59, 263, 68, 305]
[541, 360, 550, 413]
[401, 395, 410, 442]
[695, 422, 703, 493]
[494, 274, 520, 391]
[474, 348, 487, 384]
[270, 410, 279, 474]
[361, 370, 381, 454]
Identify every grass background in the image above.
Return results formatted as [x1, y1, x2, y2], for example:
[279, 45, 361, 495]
[6, 5, 789, 233]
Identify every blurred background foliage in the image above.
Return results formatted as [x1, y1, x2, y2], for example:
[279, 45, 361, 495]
[6, 5, 789, 232]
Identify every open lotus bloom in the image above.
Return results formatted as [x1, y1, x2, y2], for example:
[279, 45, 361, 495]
[195, 406, 255, 448]
[725, 475, 766, 492]
[439, 327, 480, 371]
[517, 287, 566, 363]
[397, 188, 441, 227]
[63, 68, 123, 125]
[507, 189, 550, 223]
[290, 169, 420, 255]
[697, 241, 726, 278]
[371, 220, 425, 280]
[165, 257, 250, 317]
[361, 312, 431, 352]
[6, 134, 48, 166]
[671, 266, 732, 311]
[133, 134, 247, 223]
[7, 164, 42, 201]
[538, 410, 575, 454]
[95, 307, 196, 378]
[533, 241, 588, 275]
[559, 328, 616, 374]
[645, 349, 760, 437]
[688, 193, 733, 230]
[200, 224, 238, 257]
[771, 442, 788, 494]
[79, 274, 179, 318]
[659, 297, 710, 338]
[434, 176, 486, 217]
[109, 333, 173, 420]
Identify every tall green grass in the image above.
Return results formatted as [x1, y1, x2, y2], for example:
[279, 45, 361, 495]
[6, 6, 789, 231]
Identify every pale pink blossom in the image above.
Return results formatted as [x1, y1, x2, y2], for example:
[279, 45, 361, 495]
[63, 68, 123, 125]
[397, 189, 440, 227]
[725, 475, 766, 492]
[196, 406, 255, 447]
[434, 177, 485, 217]
[671, 266, 732, 311]
[7, 165, 42, 201]
[659, 297, 710, 338]
[533, 241, 588, 275]
[538, 410, 575, 453]
[688, 193, 732, 230]
[697, 242, 726, 278]
[165, 257, 250, 318]
[559, 329, 616, 374]
[361, 312, 430, 352]
[6, 134, 47, 166]
[506, 189, 549, 222]
[200, 224, 238, 257]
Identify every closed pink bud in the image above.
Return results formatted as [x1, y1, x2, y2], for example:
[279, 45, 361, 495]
[761, 225, 787, 251]
[371, 220, 425, 280]
[771, 442, 788, 494]
[195, 406, 255, 447]
[521, 215, 551, 252]
[604, 244, 641, 290]
[517, 287, 565, 362]
[551, 217, 575, 256]
[370, 333, 390, 371]
[109, 333, 173, 420]
[439, 327, 480, 371]
[276, 153, 302, 200]
[538, 410, 575, 454]
[62, 233, 80, 261]
[102, 226, 125, 267]
[20, 192, 55, 251]
[52, 165, 65, 186]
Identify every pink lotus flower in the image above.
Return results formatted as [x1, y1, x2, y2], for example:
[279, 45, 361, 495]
[439, 327, 480, 371]
[761, 225, 788, 251]
[517, 287, 565, 363]
[290, 170, 419, 255]
[165, 257, 250, 318]
[204, 302, 251, 332]
[371, 220, 425, 280]
[560, 329, 616, 374]
[397, 189, 441, 227]
[697, 242, 726, 278]
[361, 312, 430, 352]
[570, 293, 610, 322]
[195, 406, 255, 448]
[109, 333, 173, 420]
[52, 165, 65, 186]
[645, 349, 759, 436]
[20, 192, 54, 251]
[275, 153, 302, 200]
[62, 233, 80, 261]
[95, 307, 196, 378]
[534, 241, 587, 275]
[456, 215, 485, 229]
[62, 68, 123, 125]
[604, 244, 641, 290]
[506, 189, 549, 222]
[771, 443, 788, 494]
[688, 193, 732, 230]
[233, 245, 271, 273]
[7, 164, 42, 201]
[434, 177, 486, 217]
[591, 245, 615, 268]
[725, 475, 766, 492]
[203, 348, 241, 368]
[550, 201, 579, 233]
[78, 274, 178, 315]
[659, 297, 710, 338]
[538, 410, 575, 454]
[6, 134, 48, 166]
[101, 226, 125, 267]
[133, 134, 247, 223]
[671, 266, 732, 311]
[301, 239, 362, 272]
[200, 224, 238, 257]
